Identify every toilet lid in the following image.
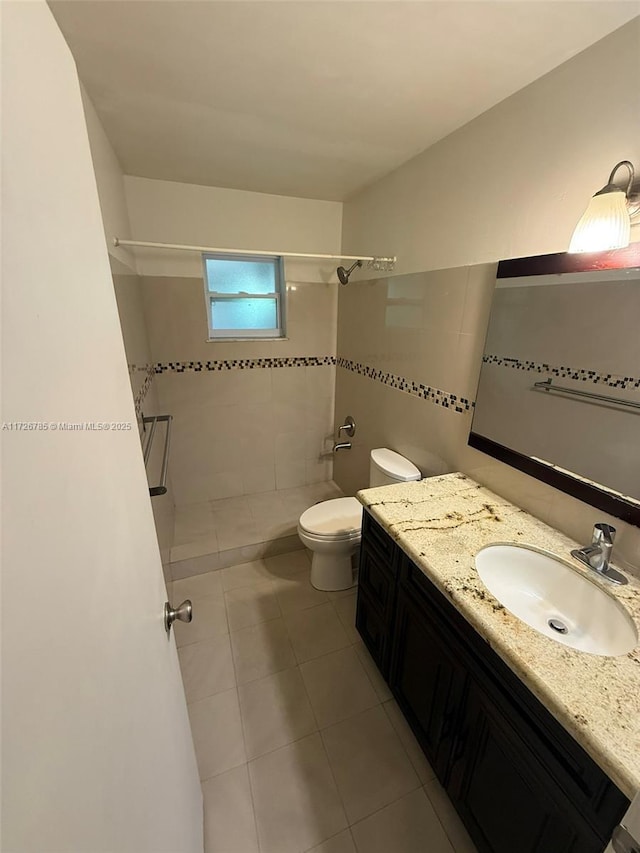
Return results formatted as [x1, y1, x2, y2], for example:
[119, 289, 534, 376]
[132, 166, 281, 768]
[299, 497, 363, 538]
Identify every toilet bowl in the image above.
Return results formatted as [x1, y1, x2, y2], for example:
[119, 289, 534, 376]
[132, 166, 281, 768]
[298, 448, 422, 591]
[298, 497, 363, 592]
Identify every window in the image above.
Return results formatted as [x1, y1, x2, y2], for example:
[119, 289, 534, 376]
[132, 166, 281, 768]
[202, 253, 285, 339]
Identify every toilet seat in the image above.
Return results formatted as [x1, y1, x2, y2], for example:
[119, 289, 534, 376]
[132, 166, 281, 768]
[298, 497, 362, 540]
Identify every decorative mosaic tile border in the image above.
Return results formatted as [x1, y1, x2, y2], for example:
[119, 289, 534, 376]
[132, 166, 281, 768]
[130, 356, 337, 415]
[337, 357, 474, 414]
[131, 365, 156, 417]
[483, 355, 640, 390]
[153, 356, 336, 373]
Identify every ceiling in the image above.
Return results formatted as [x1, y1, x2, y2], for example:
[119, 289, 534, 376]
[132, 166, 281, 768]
[50, 1, 638, 201]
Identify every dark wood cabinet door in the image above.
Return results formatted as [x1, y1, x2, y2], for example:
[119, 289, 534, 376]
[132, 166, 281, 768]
[448, 682, 605, 853]
[355, 588, 390, 675]
[389, 589, 465, 782]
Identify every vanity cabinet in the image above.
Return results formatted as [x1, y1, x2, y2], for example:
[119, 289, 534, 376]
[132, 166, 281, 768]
[356, 511, 629, 853]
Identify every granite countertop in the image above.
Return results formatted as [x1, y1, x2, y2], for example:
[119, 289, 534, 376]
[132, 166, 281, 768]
[356, 472, 640, 799]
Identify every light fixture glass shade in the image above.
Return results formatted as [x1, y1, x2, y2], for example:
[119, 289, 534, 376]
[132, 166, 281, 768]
[569, 189, 630, 253]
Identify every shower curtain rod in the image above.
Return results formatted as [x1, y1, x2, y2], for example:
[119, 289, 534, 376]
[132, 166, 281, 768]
[112, 237, 396, 266]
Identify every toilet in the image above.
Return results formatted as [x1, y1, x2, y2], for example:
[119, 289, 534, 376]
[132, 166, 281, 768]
[298, 448, 422, 591]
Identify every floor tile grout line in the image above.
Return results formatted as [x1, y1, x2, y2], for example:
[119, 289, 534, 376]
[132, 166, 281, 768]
[216, 577, 261, 853]
[345, 783, 437, 842]
[182, 551, 459, 852]
[421, 779, 471, 853]
[302, 827, 358, 853]
[379, 699, 429, 789]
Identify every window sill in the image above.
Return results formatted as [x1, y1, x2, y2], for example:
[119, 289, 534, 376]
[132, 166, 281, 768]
[206, 337, 290, 343]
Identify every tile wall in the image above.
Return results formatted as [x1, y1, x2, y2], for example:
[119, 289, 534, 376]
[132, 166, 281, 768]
[140, 273, 338, 506]
[333, 265, 640, 575]
[334, 265, 493, 494]
[112, 272, 175, 582]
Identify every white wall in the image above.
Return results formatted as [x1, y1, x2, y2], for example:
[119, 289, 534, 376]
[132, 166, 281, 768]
[338, 20, 640, 572]
[124, 175, 343, 279]
[343, 19, 640, 276]
[81, 86, 137, 273]
[1, 2, 202, 849]
[82, 91, 175, 575]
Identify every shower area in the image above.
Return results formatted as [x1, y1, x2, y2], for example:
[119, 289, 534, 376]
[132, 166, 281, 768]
[114, 261, 340, 586]
[109, 173, 396, 589]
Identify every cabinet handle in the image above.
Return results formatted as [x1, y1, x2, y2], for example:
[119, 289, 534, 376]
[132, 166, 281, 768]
[452, 725, 469, 764]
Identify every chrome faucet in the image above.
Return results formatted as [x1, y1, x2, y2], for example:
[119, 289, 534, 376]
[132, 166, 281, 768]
[571, 523, 627, 585]
[333, 442, 352, 452]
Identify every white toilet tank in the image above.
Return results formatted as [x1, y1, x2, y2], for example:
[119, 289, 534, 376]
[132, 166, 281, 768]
[369, 448, 422, 487]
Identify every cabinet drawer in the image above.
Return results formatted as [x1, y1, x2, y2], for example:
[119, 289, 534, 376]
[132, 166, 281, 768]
[362, 511, 397, 571]
[356, 588, 389, 675]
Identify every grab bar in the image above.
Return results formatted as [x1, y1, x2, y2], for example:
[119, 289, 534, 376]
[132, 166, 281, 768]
[142, 414, 173, 496]
[533, 378, 640, 411]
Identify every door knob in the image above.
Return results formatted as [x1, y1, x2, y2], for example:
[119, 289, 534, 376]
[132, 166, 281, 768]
[164, 599, 193, 635]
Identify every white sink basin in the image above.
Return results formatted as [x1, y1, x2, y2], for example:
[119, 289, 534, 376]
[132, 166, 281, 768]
[475, 544, 637, 656]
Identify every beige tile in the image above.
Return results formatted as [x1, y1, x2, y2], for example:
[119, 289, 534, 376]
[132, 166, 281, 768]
[239, 667, 317, 759]
[174, 593, 228, 647]
[173, 501, 216, 546]
[178, 636, 236, 703]
[284, 603, 351, 663]
[275, 430, 308, 466]
[462, 263, 497, 336]
[219, 544, 265, 570]
[188, 688, 246, 781]
[203, 764, 259, 853]
[300, 646, 379, 729]
[305, 830, 356, 853]
[222, 559, 274, 591]
[352, 641, 392, 702]
[253, 516, 297, 544]
[322, 705, 420, 823]
[173, 569, 224, 602]
[170, 535, 219, 564]
[230, 617, 297, 685]
[383, 699, 436, 784]
[211, 495, 253, 523]
[351, 787, 455, 853]
[208, 470, 245, 502]
[276, 460, 308, 490]
[242, 464, 276, 496]
[331, 593, 359, 643]
[225, 580, 281, 632]
[306, 458, 334, 486]
[423, 778, 479, 853]
[262, 536, 306, 561]
[264, 549, 311, 578]
[271, 366, 308, 401]
[217, 519, 261, 552]
[327, 583, 357, 602]
[170, 551, 221, 582]
[249, 733, 347, 853]
[273, 568, 329, 613]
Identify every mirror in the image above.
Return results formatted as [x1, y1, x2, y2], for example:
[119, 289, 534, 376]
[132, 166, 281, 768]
[469, 246, 640, 526]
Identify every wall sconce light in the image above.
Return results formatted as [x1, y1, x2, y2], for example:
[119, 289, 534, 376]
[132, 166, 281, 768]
[569, 160, 640, 253]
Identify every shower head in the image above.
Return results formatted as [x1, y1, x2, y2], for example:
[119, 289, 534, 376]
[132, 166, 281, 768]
[337, 259, 363, 285]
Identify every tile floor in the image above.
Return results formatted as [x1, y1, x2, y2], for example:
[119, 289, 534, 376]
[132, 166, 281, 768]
[170, 549, 478, 853]
[170, 482, 343, 571]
